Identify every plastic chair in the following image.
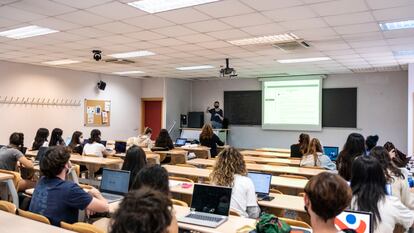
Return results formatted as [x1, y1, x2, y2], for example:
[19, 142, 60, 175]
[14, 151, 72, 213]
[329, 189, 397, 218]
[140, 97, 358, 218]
[172, 199, 188, 207]
[18, 209, 51, 224]
[269, 188, 283, 194]
[61, 222, 105, 233]
[279, 174, 308, 180]
[0, 200, 16, 214]
[0, 169, 22, 191]
[279, 217, 311, 229]
[169, 176, 194, 184]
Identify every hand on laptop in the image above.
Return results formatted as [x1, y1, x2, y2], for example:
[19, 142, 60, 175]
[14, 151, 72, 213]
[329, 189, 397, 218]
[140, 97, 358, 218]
[88, 187, 105, 200]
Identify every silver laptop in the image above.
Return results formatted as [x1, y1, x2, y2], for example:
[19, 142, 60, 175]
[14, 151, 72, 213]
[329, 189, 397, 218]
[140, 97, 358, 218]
[178, 184, 232, 228]
[100, 168, 130, 203]
[248, 172, 274, 201]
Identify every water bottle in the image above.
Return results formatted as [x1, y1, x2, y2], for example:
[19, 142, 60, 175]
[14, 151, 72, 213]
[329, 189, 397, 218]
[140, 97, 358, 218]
[408, 174, 414, 188]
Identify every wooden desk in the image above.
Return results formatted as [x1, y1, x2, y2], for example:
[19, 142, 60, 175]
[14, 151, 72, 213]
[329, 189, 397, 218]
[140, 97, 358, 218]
[163, 165, 307, 190]
[240, 150, 290, 158]
[256, 148, 291, 154]
[25, 150, 37, 158]
[113, 152, 160, 165]
[244, 156, 300, 166]
[180, 145, 211, 159]
[0, 211, 74, 232]
[185, 159, 320, 177]
[95, 204, 256, 233]
[0, 172, 19, 208]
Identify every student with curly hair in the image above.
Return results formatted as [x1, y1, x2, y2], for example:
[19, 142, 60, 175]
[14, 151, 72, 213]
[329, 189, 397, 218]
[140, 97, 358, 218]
[210, 147, 260, 218]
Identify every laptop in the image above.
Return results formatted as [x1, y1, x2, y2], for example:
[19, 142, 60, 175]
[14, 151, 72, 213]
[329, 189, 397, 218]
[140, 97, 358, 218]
[100, 168, 130, 203]
[323, 146, 339, 161]
[335, 210, 373, 233]
[35, 146, 49, 163]
[178, 184, 232, 228]
[114, 141, 127, 153]
[100, 140, 107, 147]
[175, 138, 187, 147]
[248, 172, 274, 201]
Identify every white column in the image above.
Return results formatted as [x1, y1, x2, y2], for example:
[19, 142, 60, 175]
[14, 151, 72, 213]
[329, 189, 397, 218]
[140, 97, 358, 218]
[408, 64, 414, 156]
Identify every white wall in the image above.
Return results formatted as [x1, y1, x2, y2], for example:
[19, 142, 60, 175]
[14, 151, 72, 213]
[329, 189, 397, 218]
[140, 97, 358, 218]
[0, 61, 142, 145]
[408, 64, 414, 156]
[191, 71, 408, 152]
[165, 78, 192, 140]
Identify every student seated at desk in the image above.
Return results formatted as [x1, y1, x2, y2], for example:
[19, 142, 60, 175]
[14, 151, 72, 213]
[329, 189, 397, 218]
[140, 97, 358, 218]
[49, 128, 65, 147]
[304, 172, 352, 233]
[210, 147, 260, 218]
[132, 165, 170, 196]
[0, 132, 34, 191]
[110, 187, 178, 233]
[365, 135, 379, 155]
[384, 141, 410, 177]
[300, 138, 336, 170]
[121, 145, 147, 190]
[154, 129, 174, 150]
[32, 128, 49, 150]
[290, 133, 310, 158]
[29, 146, 109, 226]
[68, 131, 84, 154]
[349, 156, 414, 233]
[199, 123, 224, 158]
[337, 133, 366, 181]
[83, 129, 113, 157]
[127, 127, 153, 148]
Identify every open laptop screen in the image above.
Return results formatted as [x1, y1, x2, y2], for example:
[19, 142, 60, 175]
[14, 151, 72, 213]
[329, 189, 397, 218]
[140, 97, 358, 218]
[100, 168, 130, 195]
[248, 172, 272, 195]
[335, 210, 373, 233]
[175, 138, 187, 146]
[323, 146, 339, 161]
[115, 141, 127, 153]
[191, 184, 232, 216]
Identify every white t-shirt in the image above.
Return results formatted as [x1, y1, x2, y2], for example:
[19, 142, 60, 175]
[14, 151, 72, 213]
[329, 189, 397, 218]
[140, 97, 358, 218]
[230, 174, 259, 218]
[351, 196, 414, 233]
[83, 142, 106, 157]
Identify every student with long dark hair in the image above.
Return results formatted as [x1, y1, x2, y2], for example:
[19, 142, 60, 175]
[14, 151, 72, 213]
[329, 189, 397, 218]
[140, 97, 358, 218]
[121, 145, 147, 189]
[300, 138, 336, 170]
[350, 156, 414, 233]
[49, 128, 65, 147]
[32, 128, 49, 150]
[68, 131, 84, 154]
[154, 129, 174, 150]
[337, 133, 365, 181]
[290, 133, 310, 158]
[199, 123, 224, 158]
[131, 165, 170, 196]
[370, 146, 414, 210]
[365, 135, 379, 154]
[83, 129, 113, 157]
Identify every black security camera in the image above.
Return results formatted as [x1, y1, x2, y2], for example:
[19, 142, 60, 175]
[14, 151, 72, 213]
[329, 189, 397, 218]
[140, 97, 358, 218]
[92, 50, 102, 61]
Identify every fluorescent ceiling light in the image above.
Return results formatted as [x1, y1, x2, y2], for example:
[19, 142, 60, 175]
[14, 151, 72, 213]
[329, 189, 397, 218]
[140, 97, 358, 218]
[0, 25, 58, 39]
[228, 33, 300, 46]
[113, 70, 145, 75]
[128, 0, 219, 13]
[393, 50, 414, 57]
[380, 20, 414, 31]
[43, 59, 80, 65]
[176, 65, 214, 71]
[277, 57, 331, 64]
[109, 50, 155, 59]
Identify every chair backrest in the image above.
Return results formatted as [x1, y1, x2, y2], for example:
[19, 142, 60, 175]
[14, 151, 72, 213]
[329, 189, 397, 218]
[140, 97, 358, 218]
[61, 222, 105, 233]
[18, 209, 51, 224]
[0, 169, 22, 190]
[279, 217, 311, 229]
[175, 163, 197, 168]
[279, 174, 308, 180]
[269, 188, 283, 195]
[229, 209, 241, 216]
[72, 164, 81, 177]
[171, 199, 188, 207]
[0, 200, 16, 214]
[169, 176, 194, 184]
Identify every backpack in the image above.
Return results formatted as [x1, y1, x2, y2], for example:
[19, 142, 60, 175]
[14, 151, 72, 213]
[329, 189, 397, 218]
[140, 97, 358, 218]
[256, 213, 291, 233]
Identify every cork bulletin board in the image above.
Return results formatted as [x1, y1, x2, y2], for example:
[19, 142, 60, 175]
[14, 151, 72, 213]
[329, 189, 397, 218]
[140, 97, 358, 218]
[84, 99, 111, 126]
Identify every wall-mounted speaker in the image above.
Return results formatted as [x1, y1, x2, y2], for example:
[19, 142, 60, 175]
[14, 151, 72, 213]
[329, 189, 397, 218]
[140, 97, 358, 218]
[180, 114, 187, 127]
[97, 80, 106, 90]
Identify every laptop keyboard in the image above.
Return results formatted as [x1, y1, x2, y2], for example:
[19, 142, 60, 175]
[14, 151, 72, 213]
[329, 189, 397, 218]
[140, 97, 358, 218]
[102, 193, 121, 201]
[186, 213, 222, 223]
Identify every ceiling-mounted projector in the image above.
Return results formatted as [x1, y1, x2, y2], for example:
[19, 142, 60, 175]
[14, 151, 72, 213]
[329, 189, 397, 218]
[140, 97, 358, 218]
[220, 58, 238, 78]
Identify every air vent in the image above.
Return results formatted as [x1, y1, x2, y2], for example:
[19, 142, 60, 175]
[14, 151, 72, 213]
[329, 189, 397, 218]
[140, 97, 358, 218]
[104, 58, 135, 64]
[272, 40, 310, 51]
[350, 65, 403, 73]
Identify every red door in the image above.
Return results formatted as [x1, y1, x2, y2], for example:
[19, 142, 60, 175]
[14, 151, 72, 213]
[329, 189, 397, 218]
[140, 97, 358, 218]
[143, 100, 162, 140]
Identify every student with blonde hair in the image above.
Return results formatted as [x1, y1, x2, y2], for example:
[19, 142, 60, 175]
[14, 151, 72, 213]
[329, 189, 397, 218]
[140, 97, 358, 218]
[199, 123, 224, 158]
[210, 147, 260, 218]
[300, 138, 336, 170]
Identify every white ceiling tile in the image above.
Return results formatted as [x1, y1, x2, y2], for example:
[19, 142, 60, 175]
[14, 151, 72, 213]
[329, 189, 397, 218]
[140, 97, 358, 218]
[0, 16, 20, 29]
[127, 30, 166, 41]
[100, 35, 137, 44]
[293, 27, 338, 40]
[198, 40, 233, 49]
[310, 0, 369, 16]
[372, 6, 414, 21]
[151, 38, 187, 46]
[56, 10, 112, 26]
[31, 17, 82, 31]
[280, 18, 328, 30]
[152, 25, 196, 37]
[122, 15, 175, 30]
[157, 8, 211, 24]
[177, 33, 216, 43]
[348, 40, 387, 49]
[11, 0, 76, 16]
[240, 23, 286, 36]
[240, 0, 304, 11]
[94, 22, 141, 34]
[185, 19, 232, 33]
[220, 13, 272, 28]
[207, 29, 251, 40]
[324, 12, 375, 26]
[0, 5, 47, 22]
[51, 0, 112, 9]
[263, 6, 318, 21]
[85, 2, 147, 20]
[66, 27, 112, 38]
[382, 29, 414, 39]
[334, 23, 380, 35]
[195, 0, 254, 18]
[366, 0, 414, 10]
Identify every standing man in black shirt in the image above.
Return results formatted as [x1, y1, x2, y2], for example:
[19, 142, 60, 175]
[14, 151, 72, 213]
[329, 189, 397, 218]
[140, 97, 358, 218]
[206, 101, 224, 129]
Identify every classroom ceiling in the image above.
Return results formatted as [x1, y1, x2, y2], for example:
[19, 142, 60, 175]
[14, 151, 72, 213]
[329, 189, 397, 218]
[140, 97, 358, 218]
[0, 0, 413, 79]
